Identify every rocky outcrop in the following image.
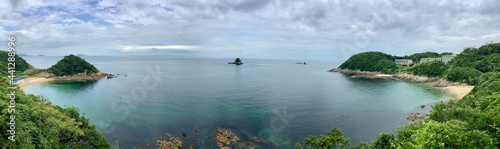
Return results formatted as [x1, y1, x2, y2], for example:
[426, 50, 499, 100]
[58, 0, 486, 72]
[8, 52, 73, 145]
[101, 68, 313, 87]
[28, 71, 107, 81]
[392, 73, 437, 83]
[329, 68, 393, 78]
[28, 71, 56, 78]
[406, 112, 426, 121]
[330, 68, 464, 87]
[157, 128, 273, 149]
[157, 137, 183, 149]
[24, 65, 40, 73]
[329, 68, 382, 75]
[215, 128, 266, 149]
[393, 74, 461, 87]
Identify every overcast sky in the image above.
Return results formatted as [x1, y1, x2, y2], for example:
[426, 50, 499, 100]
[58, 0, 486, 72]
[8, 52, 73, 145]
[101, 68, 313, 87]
[1, 0, 499, 60]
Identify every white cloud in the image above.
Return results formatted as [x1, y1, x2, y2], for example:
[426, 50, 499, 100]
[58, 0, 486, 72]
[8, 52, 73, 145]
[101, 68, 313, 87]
[0, 0, 498, 59]
[120, 45, 199, 52]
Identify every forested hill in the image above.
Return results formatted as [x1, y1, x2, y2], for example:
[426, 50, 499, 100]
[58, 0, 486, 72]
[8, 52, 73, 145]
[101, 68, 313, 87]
[338, 51, 398, 74]
[338, 51, 454, 74]
[47, 54, 100, 76]
[0, 51, 30, 76]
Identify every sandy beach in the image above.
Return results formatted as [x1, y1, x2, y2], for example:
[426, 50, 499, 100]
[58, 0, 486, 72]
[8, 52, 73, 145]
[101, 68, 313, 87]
[444, 85, 474, 99]
[16, 78, 55, 89]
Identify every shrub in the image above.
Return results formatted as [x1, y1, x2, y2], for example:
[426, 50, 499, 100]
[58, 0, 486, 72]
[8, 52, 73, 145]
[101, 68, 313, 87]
[372, 133, 395, 149]
[445, 66, 482, 85]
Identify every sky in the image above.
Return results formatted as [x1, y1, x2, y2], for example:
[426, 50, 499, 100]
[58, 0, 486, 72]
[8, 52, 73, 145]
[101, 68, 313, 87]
[1, 0, 499, 61]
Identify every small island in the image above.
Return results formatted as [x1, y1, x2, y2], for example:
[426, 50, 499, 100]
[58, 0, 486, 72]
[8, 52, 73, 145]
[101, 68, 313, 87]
[228, 58, 243, 65]
[16, 54, 108, 89]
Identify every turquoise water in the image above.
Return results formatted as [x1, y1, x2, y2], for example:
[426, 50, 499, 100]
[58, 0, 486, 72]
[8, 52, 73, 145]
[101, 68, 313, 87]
[23, 56, 453, 148]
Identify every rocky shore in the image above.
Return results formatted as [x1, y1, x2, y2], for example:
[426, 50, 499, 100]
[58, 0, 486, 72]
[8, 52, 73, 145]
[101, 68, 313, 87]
[156, 128, 274, 149]
[329, 68, 473, 99]
[328, 68, 394, 78]
[17, 71, 108, 89]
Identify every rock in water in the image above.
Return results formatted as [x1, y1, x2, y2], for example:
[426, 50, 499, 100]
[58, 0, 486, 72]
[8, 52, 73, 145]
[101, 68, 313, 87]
[228, 58, 243, 65]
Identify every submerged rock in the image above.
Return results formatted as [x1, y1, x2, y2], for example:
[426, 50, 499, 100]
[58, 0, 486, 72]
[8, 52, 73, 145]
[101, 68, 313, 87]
[420, 104, 426, 109]
[406, 112, 426, 121]
[157, 137, 183, 149]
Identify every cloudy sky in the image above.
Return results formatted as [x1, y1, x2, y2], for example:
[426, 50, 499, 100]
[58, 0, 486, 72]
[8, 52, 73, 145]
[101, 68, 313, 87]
[1, 0, 499, 60]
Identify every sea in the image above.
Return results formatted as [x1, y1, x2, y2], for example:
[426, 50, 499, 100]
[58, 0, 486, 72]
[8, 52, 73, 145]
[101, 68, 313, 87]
[22, 56, 453, 148]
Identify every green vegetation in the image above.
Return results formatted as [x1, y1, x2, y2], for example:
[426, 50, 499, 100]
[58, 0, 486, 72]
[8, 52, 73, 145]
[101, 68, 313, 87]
[47, 54, 99, 76]
[0, 54, 110, 148]
[295, 127, 351, 149]
[0, 51, 30, 76]
[407, 61, 449, 77]
[398, 52, 453, 62]
[0, 77, 110, 148]
[445, 66, 482, 85]
[304, 43, 500, 148]
[339, 52, 398, 74]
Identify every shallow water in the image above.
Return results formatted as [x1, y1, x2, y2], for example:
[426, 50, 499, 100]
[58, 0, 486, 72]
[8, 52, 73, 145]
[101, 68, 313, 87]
[23, 56, 453, 148]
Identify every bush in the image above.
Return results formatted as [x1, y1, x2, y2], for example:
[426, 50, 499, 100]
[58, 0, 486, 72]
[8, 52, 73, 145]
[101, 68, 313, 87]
[372, 133, 395, 149]
[445, 66, 482, 85]
[412, 120, 496, 148]
[295, 127, 350, 149]
[0, 77, 110, 148]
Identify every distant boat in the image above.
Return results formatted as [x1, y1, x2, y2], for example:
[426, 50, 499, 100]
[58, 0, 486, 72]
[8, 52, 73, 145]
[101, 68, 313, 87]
[296, 62, 306, 65]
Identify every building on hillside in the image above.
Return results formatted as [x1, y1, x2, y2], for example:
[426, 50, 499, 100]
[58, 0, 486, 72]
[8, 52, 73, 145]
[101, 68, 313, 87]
[420, 57, 442, 63]
[395, 59, 413, 66]
[441, 54, 456, 63]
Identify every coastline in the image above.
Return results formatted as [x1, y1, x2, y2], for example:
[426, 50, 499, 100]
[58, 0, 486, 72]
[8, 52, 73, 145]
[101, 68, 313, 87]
[329, 68, 474, 99]
[16, 71, 108, 89]
[17, 78, 55, 89]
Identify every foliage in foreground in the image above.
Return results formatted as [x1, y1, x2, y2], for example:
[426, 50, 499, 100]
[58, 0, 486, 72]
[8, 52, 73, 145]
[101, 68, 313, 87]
[295, 127, 351, 149]
[0, 76, 110, 148]
[47, 54, 99, 76]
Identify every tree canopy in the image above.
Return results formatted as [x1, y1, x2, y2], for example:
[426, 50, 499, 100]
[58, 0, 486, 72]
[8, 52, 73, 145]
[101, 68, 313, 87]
[47, 54, 99, 76]
[0, 51, 30, 76]
[339, 52, 398, 74]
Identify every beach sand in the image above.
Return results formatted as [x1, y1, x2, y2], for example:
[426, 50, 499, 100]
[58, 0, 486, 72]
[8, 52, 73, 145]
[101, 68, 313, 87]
[444, 85, 474, 99]
[375, 74, 394, 77]
[16, 78, 55, 89]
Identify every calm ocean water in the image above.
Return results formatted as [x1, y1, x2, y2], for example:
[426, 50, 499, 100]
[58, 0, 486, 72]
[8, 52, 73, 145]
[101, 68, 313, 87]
[23, 56, 452, 148]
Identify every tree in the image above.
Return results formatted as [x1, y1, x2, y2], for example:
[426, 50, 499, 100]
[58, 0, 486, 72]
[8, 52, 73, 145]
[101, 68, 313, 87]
[296, 127, 351, 149]
[445, 66, 482, 85]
